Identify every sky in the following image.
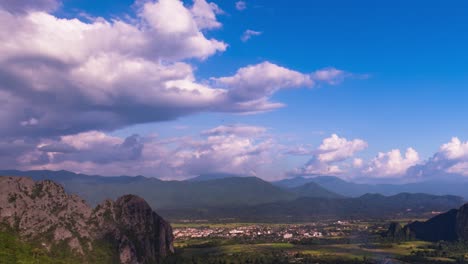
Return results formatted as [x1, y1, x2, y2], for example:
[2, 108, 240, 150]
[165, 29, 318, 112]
[0, 0, 467, 182]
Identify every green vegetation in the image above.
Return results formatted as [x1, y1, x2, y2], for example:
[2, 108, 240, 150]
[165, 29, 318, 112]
[30, 183, 44, 199]
[168, 219, 468, 264]
[7, 194, 17, 204]
[165, 239, 468, 264]
[0, 229, 118, 264]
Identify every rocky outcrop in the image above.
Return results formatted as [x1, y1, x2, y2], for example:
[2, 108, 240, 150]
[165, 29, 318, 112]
[0, 176, 174, 263]
[385, 203, 468, 242]
[91, 195, 174, 264]
[384, 222, 413, 242]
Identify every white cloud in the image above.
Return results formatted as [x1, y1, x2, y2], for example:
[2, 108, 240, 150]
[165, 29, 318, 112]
[24, 125, 275, 179]
[191, 0, 223, 30]
[292, 136, 468, 180]
[316, 134, 368, 163]
[169, 132, 274, 177]
[202, 125, 267, 137]
[364, 148, 420, 177]
[437, 137, 468, 160]
[285, 144, 314, 156]
[294, 134, 367, 175]
[235, 1, 246, 11]
[311, 68, 346, 85]
[0, 1, 350, 139]
[214, 61, 313, 102]
[410, 137, 468, 178]
[353, 158, 364, 168]
[0, 1, 226, 137]
[241, 29, 262, 42]
[435, 137, 468, 176]
[0, 0, 356, 177]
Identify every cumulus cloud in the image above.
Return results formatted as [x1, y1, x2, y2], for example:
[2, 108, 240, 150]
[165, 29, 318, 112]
[17, 125, 275, 179]
[291, 136, 468, 181]
[0, 0, 350, 139]
[353, 158, 364, 168]
[293, 134, 368, 175]
[407, 137, 468, 178]
[0, 0, 355, 177]
[214, 61, 313, 102]
[437, 137, 468, 160]
[191, 0, 223, 30]
[435, 137, 468, 176]
[169, 131, 274, 177]
[315, 134, 368, 163]
[235, 1, 246, 11]
[0, 0, 229, 138]
[364, 148, 420, 178]
[36, 132, 144, 165]
[241, 29, 262, 42]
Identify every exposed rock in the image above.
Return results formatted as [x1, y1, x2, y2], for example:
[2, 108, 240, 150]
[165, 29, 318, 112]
[456, 203, 468, 240]
[0, 176, 174, 263]
[384, 222, 413, 242]
[90, 195, 174, 264]
[385, 203, 468, 242]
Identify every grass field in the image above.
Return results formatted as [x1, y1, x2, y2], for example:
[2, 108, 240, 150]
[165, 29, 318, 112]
[174, 238, 434, 261]
[169, 221, 465, 263]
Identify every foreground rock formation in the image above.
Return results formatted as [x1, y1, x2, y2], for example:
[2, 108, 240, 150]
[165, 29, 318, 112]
[385, 203, 468, 242]
[0, 176, 174, 264]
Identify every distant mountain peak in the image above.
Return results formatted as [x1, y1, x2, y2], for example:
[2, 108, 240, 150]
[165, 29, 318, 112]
[290, 182, 344, 199]
[186, 172, 247, 182]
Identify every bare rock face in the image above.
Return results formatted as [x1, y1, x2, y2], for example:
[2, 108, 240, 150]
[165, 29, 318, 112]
[0, 176, 174, 263]
[385, 203, 468, 242]
[91, 195, 174, 264]
[455, 203, 468, 240]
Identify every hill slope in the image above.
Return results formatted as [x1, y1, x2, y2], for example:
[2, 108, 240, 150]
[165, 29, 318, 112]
[386, 203, 468, 242]
[275, 176, 468, 199]
[160, 193, 465, 221]
[0, 176, 173, 264]
[0, 170, 297, 209]
[289, 182, 343, 198]
[186, 172, 247, 182]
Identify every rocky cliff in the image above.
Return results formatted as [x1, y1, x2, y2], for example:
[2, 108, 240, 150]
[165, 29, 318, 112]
[385, 203, 468, 242]
[0, 176, 174, 264]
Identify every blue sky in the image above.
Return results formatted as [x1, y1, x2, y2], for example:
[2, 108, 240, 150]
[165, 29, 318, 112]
[112, 0, 468, 160]
[0, 0, 467, 181]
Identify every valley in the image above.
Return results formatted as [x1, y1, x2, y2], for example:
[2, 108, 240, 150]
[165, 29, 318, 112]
[1, 0, 467, 262]
[164, 219, 468, 264]
[1, 172, 468, 263]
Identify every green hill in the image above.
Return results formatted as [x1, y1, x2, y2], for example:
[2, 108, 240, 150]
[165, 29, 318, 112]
[160, 193, 464, 221]
[289, 182, 343, 198]
[0, 170, 297, 209]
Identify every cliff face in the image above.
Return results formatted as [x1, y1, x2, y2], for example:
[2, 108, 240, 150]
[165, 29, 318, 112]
[91, 195, 174, 263]
[456, 204, 468, 240]
[0, 176, 174, 264]
[385, 203, 468, 242]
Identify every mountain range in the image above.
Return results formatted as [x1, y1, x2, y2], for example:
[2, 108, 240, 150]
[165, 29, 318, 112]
[0, 170, 338, 210]
[273, 175, 468, 199]
[159, 193, 464, 222]
[0, 170, 466, 221]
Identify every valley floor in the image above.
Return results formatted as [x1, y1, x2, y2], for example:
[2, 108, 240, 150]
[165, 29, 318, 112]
[164, 219, 468, 264]
[2, 218, 468, 263]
